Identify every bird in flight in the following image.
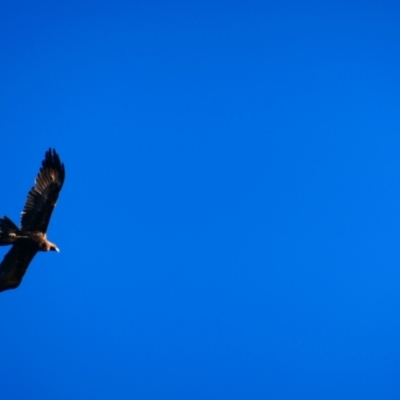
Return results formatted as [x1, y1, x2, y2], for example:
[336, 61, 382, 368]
[0, 148, 65, 292]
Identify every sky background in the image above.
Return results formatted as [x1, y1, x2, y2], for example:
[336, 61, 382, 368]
[1, 1, 400, 399]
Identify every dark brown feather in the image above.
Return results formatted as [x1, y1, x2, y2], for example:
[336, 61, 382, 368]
[20, 148, 65, 233]
[0, 243, 38, 292]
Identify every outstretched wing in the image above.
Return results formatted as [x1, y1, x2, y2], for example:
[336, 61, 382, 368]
[21, 148, 65, 233]
[0, 243, 38, 292]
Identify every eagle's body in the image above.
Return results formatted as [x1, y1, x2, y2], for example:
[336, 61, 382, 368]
[0, 149, 65, 292]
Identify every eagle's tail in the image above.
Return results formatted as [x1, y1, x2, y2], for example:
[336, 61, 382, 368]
[0, 216, 20, 245]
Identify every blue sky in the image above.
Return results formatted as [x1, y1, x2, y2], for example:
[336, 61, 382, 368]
[1, 1, 400, 399]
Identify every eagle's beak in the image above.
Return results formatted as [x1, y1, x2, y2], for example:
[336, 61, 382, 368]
[55, 247, 60, 253]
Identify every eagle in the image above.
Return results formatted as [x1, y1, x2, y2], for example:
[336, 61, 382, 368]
[0, 148, 65, 292]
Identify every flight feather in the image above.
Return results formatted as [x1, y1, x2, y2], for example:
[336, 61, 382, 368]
[20, 148, 65, 232]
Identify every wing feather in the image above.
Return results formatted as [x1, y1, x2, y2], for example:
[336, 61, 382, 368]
[0, 243, 38, 292]
[20, 148, 65, 232]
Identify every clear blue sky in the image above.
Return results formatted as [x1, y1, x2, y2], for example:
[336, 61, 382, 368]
[1, 1, 400, 399]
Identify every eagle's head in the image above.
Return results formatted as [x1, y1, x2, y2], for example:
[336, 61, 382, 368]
[49, 243, 60, 253]
[44, 240, 59, 252]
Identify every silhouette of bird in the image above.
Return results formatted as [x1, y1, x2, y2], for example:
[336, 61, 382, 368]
[0, 148, 65, 292]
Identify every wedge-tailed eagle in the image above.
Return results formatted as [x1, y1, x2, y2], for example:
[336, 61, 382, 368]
[0, 149, 65, 292]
